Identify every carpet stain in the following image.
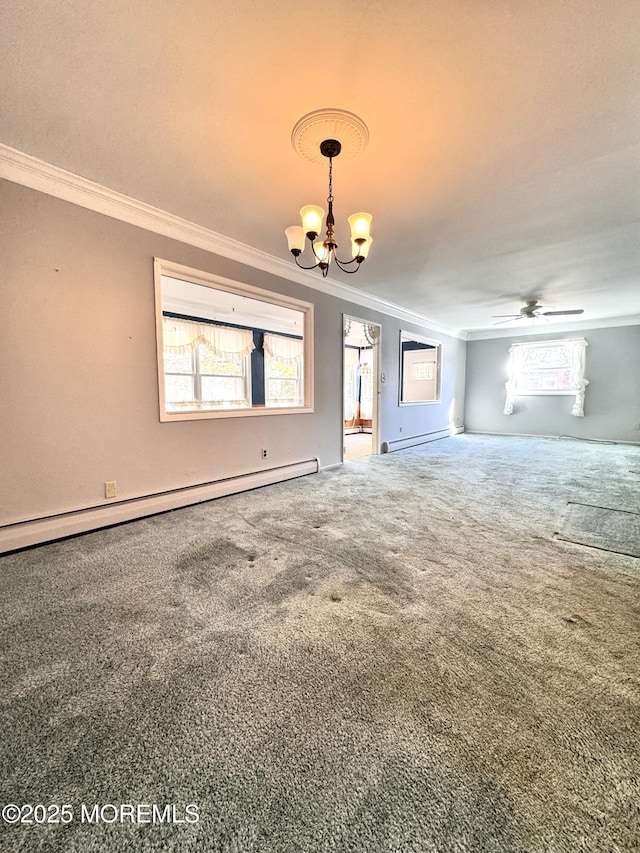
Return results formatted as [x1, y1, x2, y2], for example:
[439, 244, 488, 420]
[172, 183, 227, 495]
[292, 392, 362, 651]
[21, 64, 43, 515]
[175, 539, 252, 589]
[2, 435, 640, 853]
[263, 562, 324, 604]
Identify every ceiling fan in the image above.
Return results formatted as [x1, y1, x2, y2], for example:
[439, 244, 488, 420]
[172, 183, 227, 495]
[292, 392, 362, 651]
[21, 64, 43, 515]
[492, 300, 584, 325]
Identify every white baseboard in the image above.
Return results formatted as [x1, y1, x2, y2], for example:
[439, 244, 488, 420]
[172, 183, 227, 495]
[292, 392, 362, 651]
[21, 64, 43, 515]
[464, 430, 639, 445]
[0, 459, 319, 553]
[382, 427, 452, 453]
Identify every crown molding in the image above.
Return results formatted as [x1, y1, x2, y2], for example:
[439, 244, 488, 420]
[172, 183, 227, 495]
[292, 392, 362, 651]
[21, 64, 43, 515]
[0, 143, 465, 340]
[465, 313, 640, 341]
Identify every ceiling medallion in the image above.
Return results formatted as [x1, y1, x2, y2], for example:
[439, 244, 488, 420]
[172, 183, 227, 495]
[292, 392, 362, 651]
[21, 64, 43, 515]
[291, 109, 369, 164]
[285, 110, 372, 277]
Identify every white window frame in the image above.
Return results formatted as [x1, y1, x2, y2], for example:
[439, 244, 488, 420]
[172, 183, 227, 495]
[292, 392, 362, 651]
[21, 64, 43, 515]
[154, 259, 314, 421]
[399, 330, 442, 405]
[163, 342, 252, 412]
[504, 337, 588, 417]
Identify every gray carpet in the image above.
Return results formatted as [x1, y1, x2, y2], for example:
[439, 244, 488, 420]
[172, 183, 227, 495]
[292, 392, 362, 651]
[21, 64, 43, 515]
[1, 434, 639, 852]
[557, 501, 640, 558]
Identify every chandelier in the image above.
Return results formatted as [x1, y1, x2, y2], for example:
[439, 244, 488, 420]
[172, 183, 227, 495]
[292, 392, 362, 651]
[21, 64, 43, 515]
[285, 114, 373, 276]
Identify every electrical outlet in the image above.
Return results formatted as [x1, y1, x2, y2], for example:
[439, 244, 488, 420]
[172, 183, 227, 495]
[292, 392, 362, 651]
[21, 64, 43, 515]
[261, 448, 268, 459]
[399, 426, 403, 434]
[105, 481, 117, 499]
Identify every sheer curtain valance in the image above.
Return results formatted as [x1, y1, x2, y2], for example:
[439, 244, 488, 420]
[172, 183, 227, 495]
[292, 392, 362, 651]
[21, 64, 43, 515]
[263, 333, 304, 362]
[163, 317, 254, 358]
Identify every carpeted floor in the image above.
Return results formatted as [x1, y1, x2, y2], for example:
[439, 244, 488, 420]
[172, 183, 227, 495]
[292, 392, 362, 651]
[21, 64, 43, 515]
[1, 434, 639, 852]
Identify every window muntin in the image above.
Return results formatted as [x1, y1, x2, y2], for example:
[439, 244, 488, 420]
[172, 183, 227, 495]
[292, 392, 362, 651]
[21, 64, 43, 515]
[154, 259, 313, 421]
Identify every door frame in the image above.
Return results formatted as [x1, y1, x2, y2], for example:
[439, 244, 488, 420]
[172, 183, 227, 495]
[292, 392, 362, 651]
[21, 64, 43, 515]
[342, 314, 381, 461]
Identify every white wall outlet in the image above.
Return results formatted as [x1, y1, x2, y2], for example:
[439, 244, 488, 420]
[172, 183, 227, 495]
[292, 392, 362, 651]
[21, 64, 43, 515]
[105, 481, 117, 499]
[399, 426, 403, 433]
[261, 448, 268, 459]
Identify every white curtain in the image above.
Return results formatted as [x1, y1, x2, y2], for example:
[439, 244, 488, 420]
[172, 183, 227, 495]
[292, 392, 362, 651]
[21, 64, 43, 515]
[344, 347, 360, 371]
[569, 338, 589, 417]
[263, 333, 304, 362]
[344, 347, 360, 422]
[163, 318, 254, 358]
[503, 345, 524, 415]
[359, 349, 374, 420]
[364, 324, 380, 347]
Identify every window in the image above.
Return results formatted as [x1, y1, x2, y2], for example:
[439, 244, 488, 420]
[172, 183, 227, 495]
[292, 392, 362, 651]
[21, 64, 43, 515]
[399, 331, 442, 404]
[154, 259, 313, 421]
[162, 317, 252, 412]
[504, 338, 588, 416]
[264, 333, 304, 408]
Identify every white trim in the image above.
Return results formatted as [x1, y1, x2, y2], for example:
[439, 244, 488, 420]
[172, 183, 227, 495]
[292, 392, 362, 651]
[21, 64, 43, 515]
[464, 430, 640, 446]
[466, 314, 640, 340]
[382, 428, 451, 453]
[0, 459, 319, 553]
[399, 329, 442, 405]
[154, 258, 314, 420]
[342, 314, 382, 461]
[0, 143, 465, 340]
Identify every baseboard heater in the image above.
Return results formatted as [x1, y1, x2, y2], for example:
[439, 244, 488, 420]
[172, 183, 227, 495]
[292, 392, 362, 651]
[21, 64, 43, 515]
[0, 459, 319, 554]
[382, 427, 458, 454]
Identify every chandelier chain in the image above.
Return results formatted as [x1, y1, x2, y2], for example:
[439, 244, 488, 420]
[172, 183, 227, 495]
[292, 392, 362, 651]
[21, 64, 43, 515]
[327, 157, 334, 205]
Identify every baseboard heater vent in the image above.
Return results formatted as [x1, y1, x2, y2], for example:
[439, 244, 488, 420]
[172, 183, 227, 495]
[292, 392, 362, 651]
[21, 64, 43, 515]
[382, 427, 453, 454]
[0, 459, 319, 554]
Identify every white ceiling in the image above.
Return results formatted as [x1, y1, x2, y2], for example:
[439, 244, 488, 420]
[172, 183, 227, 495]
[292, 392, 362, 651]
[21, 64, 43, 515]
[1, 0, 639, 333]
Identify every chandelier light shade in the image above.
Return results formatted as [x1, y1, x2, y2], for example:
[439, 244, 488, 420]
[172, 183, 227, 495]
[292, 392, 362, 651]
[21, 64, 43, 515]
[285, 137, 373, 276]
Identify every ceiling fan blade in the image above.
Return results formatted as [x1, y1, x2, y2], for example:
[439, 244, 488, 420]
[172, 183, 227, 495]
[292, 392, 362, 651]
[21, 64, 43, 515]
[492, 316, 524, 326]
[491, 314, 521, 318]
[541, 309, 584, 316]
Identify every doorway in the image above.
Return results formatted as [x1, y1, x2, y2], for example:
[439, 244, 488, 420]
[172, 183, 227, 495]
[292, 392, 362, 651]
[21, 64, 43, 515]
[343, 316, 381, 461]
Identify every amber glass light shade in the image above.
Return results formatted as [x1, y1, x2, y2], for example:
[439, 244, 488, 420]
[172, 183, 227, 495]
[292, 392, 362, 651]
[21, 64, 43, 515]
[300, 205, 325, 236]
[313, 241, 331, 263]
[352, 235, 373, 259]
[348, 212, 372, 242]
[285, 225, 305, 253]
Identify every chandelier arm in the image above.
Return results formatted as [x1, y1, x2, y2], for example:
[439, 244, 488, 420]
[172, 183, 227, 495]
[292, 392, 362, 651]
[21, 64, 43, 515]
[332, 256, 363, 274]
[332, 251, 361, 267]
[293, 255, 323, 272]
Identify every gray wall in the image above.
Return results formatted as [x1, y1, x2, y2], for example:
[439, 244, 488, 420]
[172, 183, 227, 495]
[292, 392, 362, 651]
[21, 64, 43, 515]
[465, 326, 640, 442]
[0, 181, 466, 530]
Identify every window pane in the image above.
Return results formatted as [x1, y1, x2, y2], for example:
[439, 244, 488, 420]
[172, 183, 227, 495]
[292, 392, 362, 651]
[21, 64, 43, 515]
[518, 368, 572, 391]
[165, 374, 194, 403]
[267, 378, 299, 400]
[163, 351, 193, 374]
[265, 355, 302, 406]
[199, 346, 243, 376]
[201, 375, 248, 405]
